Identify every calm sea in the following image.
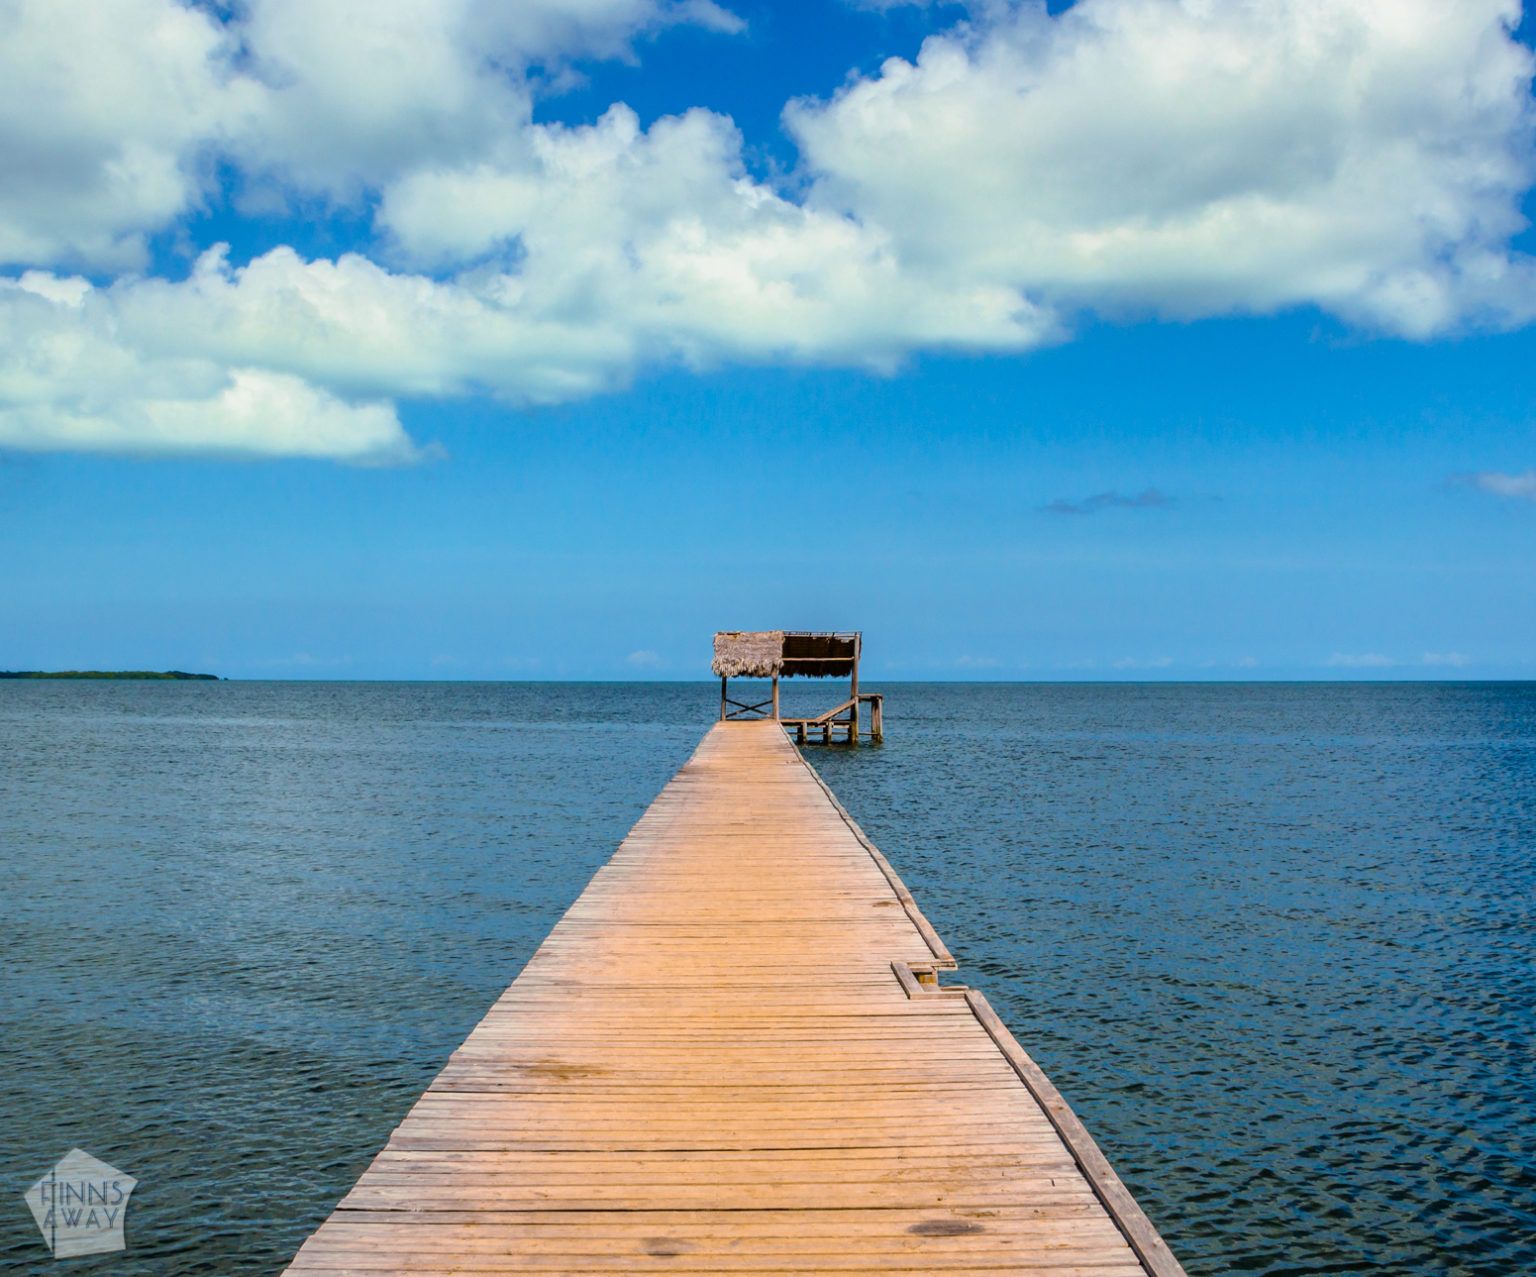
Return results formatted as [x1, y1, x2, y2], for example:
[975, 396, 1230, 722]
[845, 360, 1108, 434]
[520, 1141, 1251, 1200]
[3, 681, 1533, 1275]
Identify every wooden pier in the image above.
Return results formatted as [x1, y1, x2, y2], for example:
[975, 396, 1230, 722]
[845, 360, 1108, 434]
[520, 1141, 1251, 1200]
[284, 720, 1186, 1276]
[714, 631, 882, 744]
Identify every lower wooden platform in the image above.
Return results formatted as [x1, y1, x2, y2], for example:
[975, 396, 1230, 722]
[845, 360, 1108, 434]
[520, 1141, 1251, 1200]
[283, 720, 1186, 1275]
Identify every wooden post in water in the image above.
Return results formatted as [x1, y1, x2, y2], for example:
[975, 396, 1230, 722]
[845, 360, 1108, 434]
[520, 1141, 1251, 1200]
[849, 634, 860, 743]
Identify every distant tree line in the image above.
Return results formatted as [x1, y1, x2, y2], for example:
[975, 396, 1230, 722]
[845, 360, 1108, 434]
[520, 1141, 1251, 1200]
[0, 670, 220, 680]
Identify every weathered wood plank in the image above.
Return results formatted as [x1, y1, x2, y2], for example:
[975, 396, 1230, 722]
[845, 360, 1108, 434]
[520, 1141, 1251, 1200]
[282, 720, 1185, 1276]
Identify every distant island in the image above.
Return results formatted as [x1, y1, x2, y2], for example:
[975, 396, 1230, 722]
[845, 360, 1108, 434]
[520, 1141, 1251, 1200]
[0, 670, 220, 680]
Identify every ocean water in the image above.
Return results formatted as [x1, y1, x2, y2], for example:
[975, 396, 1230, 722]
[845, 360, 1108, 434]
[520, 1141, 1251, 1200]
[2, 680, 1533, 1275]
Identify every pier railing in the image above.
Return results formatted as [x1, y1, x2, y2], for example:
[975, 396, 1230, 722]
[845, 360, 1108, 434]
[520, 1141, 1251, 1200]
[780, 691, 883, 744]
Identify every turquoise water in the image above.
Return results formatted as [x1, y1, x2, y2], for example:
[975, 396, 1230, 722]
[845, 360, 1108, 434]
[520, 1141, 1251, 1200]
[3, 681, 1533, 1274]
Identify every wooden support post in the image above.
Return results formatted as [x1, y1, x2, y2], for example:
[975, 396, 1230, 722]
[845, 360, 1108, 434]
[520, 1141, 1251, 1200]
[771, 674, 780, 721]
[871, 695, 883, 743]
[720, 676, 727, 721]
[849, 637, 860, 744]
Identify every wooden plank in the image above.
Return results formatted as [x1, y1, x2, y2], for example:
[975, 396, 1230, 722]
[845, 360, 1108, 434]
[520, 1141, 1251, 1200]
[282, 720, 1186, 1276]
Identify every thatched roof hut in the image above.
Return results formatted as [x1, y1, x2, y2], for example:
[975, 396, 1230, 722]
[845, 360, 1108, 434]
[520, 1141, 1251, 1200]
[712, 631, 784, 678]
[712, 631, 860, 679]
[713, 630, 874, 739]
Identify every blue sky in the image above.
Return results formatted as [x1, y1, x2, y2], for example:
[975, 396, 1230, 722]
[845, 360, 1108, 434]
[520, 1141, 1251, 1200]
[2, 0, 1534, 679]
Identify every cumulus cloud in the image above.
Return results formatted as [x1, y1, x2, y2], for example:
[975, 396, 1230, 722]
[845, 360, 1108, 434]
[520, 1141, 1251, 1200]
[1043, 487, 1174, 515]
[790, 0, 1536, 337]
[230, 0, 741, 197]
[0, 0, 256, 270]
[113, 245, 638, 405]
[1, 0, 1535, 460]
[5, 369, 416, 463]
[379, 104, 1049, 370]
[0, 275, 419, 462]
[0, 0, 743, 264]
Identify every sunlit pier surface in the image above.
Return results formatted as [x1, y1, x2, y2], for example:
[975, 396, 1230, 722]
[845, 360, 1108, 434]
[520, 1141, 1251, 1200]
[284, 720, 1186, 1276]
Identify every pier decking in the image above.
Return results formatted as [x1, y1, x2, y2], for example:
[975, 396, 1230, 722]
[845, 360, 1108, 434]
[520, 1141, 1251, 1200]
[284, 720, 1185, 1276]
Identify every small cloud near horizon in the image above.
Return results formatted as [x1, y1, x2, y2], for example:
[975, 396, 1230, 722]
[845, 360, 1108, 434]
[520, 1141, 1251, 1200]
[1326, 651, 1471, 669]
[1042, 488, 1175, 516]
[1112, 655, 1175, 669]
[1326, 652, 1396, 668]
[1421, 651, 1470, 667]
[626, 649, 663, 668]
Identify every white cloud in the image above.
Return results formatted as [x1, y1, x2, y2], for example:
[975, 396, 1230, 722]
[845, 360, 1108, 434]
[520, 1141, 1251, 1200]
[230, 0, 532, 199]
[0, 276, 419, 462]
[228, 0, 744, 195]
[0, 0, 257, 269]
[112, 244, 637, 405]
[626, 648, 663, 667]
[380, 104, 1049, 370]
[1421, 651, 1470, 667]
[1325, 652, 1396, 668]
[0, 363, 417, 463]
[789, 0, 1536, 336]
[0, 0, 743, 265]
[1326, 651, 1475, 670]
[203, 0, 746, 202]
[1, 0, 1535, 460]
[1468, 469, 1536, 500]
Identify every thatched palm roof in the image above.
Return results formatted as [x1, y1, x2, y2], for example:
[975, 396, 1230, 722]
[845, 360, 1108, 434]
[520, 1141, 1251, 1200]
[713, 631, 784, 678]
[713, 631, 861, 679]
